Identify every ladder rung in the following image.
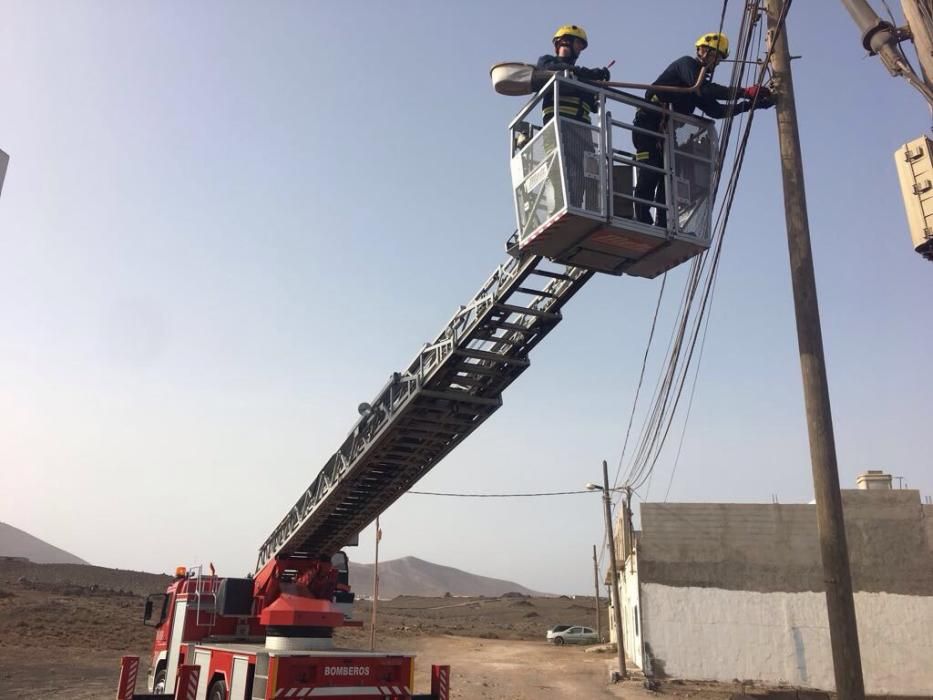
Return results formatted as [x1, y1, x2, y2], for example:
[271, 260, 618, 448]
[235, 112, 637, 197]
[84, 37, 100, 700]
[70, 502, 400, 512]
[516, 286, 560, 299]
[451, 363, 500, 377]
[529, 268, 574, 281]
[395, 423, 457, 436]
[452, 361, 524, 378]
[494, 303, 560, 320]
[453, 347, 531, 365]
[421, 389, 502, 407]
[470, 332, 521, 344]
[406, 415, 479, 429]
[446, 374, 487, 386]
[379, 447, 437, 460]
[394, 434, 451, 447]
[372, 457, 422, 467]
[483, 319, 536, 333]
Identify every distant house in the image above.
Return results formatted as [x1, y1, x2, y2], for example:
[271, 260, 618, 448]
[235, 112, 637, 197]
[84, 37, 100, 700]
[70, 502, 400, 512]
[608, 472, 933, 696]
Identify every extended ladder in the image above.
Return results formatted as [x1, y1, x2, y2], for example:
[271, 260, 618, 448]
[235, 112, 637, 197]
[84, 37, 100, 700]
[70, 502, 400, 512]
[255, 253, 594, 570]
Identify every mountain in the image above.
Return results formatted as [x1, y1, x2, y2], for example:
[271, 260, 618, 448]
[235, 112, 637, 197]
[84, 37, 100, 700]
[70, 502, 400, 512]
[349, 556, 541, 599]
[0, 521, 89, 565]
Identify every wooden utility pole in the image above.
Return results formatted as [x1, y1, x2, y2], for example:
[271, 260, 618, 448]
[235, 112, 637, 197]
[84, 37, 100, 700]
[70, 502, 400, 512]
[601, 460, 626, 679]
[766, 2, 866, 698]
[591, 544, 602, 642]
[900, 0, 933, 87]
[369, 516, 381, 651]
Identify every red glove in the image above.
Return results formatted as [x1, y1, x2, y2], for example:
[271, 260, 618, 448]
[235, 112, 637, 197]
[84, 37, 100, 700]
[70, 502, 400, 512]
[743, 85, 771, 100]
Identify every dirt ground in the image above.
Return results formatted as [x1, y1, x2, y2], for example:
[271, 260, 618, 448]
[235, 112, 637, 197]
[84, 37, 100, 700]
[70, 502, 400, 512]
[0, 635, 755, 700]
[0, 561, 768, 699]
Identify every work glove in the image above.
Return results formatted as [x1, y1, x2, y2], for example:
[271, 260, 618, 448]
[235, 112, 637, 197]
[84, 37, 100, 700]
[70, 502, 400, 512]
[574, 66, 610, 82]
[592, 67, 611, 82]
[742, 85, 771, 100]
[754, 95, 775, 110]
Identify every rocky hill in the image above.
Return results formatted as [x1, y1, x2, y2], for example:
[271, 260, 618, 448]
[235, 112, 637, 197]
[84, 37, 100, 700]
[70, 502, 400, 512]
[0, 521, 88, 565]
[349, 556, 541, 599]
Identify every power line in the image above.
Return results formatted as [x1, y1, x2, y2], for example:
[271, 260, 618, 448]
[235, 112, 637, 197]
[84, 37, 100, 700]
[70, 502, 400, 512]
[601, 0, 793, 568]
[407, 489, 594, 498]
[611, 272, 667, 492]
[616, 0, 782, 500]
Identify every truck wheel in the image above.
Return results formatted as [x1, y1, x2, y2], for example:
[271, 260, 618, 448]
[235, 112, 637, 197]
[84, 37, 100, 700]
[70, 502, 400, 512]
[208, 679, 228, 700]
[553, 636, 564, 646]
[153, 669, 167, 693]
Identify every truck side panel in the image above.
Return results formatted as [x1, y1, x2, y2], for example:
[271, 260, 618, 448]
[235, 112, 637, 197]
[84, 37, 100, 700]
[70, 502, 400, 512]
[164, 599, 189, 691]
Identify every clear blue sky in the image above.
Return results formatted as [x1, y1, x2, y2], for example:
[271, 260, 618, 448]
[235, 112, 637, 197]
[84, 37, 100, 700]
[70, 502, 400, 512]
[1, 2, 929, 595]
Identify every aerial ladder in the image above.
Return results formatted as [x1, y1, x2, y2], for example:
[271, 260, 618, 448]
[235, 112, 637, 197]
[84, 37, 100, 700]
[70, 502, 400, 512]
[120, 70, 719, 700]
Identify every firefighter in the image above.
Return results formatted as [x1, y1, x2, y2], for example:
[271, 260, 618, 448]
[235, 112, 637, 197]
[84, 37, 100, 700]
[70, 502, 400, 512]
[536, 24, 611, 124]
[535, 25, 611, 210]
[632, 32, 773, 227]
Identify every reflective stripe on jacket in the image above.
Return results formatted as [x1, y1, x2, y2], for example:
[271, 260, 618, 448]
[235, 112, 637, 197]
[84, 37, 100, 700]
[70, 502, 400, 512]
[535, 54, 597, 123]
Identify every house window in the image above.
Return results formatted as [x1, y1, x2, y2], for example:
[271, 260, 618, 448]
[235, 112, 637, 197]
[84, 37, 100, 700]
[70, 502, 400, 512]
[634, 605, 639, 637]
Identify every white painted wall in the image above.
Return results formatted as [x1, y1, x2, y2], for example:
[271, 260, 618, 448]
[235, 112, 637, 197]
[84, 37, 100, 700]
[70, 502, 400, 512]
[617, 554, 644, 669]
[639, 584, 933, 696]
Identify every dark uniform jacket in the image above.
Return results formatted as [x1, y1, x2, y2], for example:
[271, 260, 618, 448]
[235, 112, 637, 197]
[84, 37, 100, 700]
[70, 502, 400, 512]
[638, 55, 752, 127]
[536, 54, 598, 123]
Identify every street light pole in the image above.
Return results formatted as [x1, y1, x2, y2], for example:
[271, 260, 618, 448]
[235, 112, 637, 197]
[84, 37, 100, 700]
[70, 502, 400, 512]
[591, 460, 627, 680]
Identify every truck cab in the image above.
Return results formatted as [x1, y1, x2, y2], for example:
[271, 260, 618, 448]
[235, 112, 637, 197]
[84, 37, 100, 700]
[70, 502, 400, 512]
[142, 567, 265, 694]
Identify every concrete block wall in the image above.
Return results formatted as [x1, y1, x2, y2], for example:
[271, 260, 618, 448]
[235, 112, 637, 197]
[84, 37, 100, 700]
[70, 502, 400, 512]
[637, 490, 933, 594]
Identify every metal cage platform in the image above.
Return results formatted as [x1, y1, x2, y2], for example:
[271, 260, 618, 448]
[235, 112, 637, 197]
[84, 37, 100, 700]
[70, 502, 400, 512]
[509, 75, 719, 277]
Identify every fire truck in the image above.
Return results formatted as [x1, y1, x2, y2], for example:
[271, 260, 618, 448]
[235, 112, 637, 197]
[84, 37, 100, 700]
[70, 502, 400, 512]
[117, 69, 719, 700]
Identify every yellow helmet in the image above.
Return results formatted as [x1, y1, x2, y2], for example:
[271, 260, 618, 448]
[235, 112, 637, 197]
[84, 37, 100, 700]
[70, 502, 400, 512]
[695, 32, 730, 59]
[553, 24, 588, 49]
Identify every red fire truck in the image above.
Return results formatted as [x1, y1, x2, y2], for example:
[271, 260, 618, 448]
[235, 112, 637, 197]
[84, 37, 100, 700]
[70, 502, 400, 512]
[118, 71, 716, 699]
[121, 559, 431, 699]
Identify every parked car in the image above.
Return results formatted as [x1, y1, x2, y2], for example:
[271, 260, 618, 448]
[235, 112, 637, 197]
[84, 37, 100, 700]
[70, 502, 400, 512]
[546, 625, 598, 645]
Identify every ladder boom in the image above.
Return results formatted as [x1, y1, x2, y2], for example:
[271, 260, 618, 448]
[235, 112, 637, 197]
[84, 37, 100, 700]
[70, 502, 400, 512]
[255, 253, 594, 571]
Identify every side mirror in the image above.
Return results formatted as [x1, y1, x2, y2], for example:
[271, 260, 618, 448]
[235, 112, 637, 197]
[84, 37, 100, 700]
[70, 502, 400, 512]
[143, 593, 168, 627]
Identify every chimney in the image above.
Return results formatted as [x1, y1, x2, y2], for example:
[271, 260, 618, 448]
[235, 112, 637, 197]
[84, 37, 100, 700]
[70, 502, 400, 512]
[856, 470, 893, 490]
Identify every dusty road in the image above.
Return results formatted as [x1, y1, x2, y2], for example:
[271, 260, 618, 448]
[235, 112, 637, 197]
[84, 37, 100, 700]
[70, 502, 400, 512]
[0, 636, 646, 699]
[400, 635, 627, 699]
[0, 563, 745, 699]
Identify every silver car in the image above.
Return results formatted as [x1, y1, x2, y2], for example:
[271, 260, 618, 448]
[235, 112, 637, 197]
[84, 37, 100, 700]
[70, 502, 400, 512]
[546, 625, 599, 645]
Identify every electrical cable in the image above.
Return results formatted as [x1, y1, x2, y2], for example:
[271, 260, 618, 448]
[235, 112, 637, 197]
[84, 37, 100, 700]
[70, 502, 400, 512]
[407, 489, 593, 497]
[615, 0, 791, 501]
[611, 272, 667, 491]
[600, 0, 796, 567]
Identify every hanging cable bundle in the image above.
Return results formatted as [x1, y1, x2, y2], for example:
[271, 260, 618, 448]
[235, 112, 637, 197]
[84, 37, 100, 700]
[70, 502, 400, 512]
[611, 0, 794, 511]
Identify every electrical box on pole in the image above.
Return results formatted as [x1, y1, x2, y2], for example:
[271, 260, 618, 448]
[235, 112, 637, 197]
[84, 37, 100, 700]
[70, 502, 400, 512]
[839, 1, 933, 261]
[894, 135, 933, 260]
